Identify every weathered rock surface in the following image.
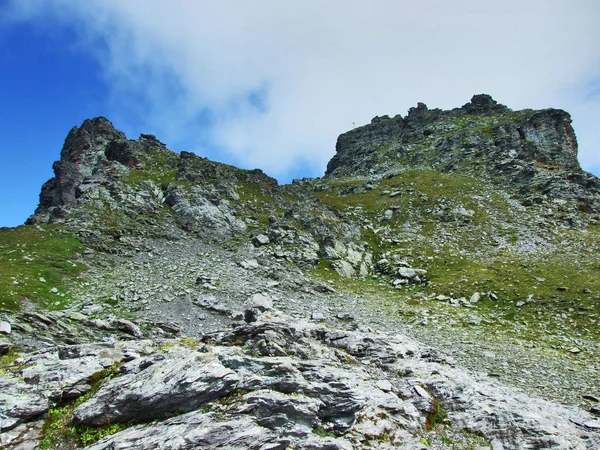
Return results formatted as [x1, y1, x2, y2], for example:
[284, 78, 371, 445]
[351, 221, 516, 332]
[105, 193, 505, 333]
[74, 348, 239, 426]
[2, 316, 599, 449]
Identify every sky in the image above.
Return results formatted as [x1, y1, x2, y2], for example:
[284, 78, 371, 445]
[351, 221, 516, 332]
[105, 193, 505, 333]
[0, 0, 599, 227]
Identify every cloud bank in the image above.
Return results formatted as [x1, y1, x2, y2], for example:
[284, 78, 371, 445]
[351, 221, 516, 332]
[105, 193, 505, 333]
[7, 0, 600, 179]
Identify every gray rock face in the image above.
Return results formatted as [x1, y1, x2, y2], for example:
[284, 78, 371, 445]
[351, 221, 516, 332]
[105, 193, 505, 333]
[0, 341, 144, 432]
[85, 412, 280, 450]
[28, 118, 127, 223]
[248, 293, 273, 311]
[0, 375, 48, 431]
[166, 185, 247, 238]
[73, 348, 239, 426]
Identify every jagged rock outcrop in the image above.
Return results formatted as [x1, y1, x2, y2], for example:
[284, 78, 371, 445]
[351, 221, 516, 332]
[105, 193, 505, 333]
[326, 94, 600, 212]
[25, 117, 372, 272]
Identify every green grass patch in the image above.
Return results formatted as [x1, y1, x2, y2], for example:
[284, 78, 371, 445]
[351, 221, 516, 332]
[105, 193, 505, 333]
[39, 363, 124, 449]
[425, 398, 448, 431]
[313, 425, 337, 438]
[0, 225, 86, 311]
[0, 349, 22, 375]
[307, 167, 600, 351]
[121, 146, 179, 189]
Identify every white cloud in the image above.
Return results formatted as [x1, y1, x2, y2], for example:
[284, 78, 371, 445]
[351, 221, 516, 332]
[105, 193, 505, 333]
[7, 0, 600, 178]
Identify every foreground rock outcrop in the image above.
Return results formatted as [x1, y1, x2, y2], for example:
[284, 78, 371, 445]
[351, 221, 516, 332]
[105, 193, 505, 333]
[2, 313, 599, 449]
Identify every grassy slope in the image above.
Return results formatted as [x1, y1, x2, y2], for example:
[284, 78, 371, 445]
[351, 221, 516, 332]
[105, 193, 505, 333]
[0, 225, 86, 311]
[310, 169, 600, 349]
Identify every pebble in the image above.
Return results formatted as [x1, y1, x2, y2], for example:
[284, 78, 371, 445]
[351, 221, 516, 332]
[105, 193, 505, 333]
[414, 385, 431, 398]
[584, 420, 600, 429]
[0, 321, 11, 335]
[248, 293, 273, 312]
[253, 234, 270, 246]
[336, 313, 354, 321]
[376, 380, 393, 392]
[311, 312, 325, 321]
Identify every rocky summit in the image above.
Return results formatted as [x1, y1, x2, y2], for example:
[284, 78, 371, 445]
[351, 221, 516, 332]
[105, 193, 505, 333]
[1, 95, 599, 450]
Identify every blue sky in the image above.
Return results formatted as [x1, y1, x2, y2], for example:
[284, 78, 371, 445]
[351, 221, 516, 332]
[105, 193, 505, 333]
[0, 20, 108, 226]
[0, 0, 599, 227]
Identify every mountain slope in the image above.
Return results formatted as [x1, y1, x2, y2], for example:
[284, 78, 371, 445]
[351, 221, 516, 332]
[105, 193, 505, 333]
[1, 95, 599, 449]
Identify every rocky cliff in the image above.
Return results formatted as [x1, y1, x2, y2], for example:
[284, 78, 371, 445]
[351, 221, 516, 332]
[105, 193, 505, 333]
[327, 94, 600, 212]
[1, 96, 600, 449]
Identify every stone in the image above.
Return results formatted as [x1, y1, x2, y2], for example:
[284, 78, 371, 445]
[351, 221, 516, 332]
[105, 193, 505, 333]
[414, 385, 431, 398]
[84, 411, 279, 450]
[231, 311, 245, 321]
[0, 316, 598, 448]
[584, 420, 600, 430]
[397, 267, 427, 279]
[376, 380, 393, 392]
[452, 206, 475, 218]
[157, 322, 181, 335]
[331, 261, 356, 278]
[253, 234, 270, 246]
[467, 314, 482, 325]
[0, 338, 12, 356]
[336, 313, 354, 321]
[0, 419, 44, 449]
[66, 312, 88, 321]
[0, 321, 11, 335]
[108, 318, 143, 338]
[74, 350, 239, 426]
[311, 312, 325, 321]
[0, 376, 49, 430]
[239, 259, 260, 269]
[315, 284, 336, 294]
[244, 309, 258, 323]
[470, 292, 481, 304]
[248, 293, 273, 312]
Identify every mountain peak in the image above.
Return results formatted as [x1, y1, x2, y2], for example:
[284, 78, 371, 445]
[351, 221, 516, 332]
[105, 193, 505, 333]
[462, 93, 509, 115]
[325, 95, 599, 211]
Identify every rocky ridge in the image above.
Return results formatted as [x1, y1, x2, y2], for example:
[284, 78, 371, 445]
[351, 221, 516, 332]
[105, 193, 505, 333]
[327, 94, 600, 214]
[1, 95, 600, 449]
